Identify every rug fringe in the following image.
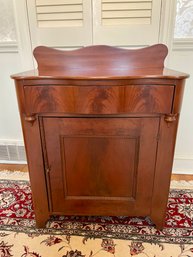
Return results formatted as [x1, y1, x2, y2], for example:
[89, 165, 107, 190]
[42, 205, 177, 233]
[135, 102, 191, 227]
[170, 180, 193, 189]
[0, 170, 29, 180]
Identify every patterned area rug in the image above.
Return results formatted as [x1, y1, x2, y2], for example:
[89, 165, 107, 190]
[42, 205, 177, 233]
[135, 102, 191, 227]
[0, 176, 193, 256]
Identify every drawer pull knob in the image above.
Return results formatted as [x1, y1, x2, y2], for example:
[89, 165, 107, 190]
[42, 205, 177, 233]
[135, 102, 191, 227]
[24, 115, 36, 125]
[164, 114, 177, 123]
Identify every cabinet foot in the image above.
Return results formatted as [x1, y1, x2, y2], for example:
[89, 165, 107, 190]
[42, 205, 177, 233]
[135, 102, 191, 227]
[151, 216, 165, 230]
[35, 220, 47, 228]
[35, 214, 50, 228]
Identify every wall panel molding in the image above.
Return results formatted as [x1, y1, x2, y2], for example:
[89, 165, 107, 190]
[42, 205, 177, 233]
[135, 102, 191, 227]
[13, 0, 34, 69]
[0, 42, 18, 53]
[173, 39, 193, 51]
[158, 0, 177, 65]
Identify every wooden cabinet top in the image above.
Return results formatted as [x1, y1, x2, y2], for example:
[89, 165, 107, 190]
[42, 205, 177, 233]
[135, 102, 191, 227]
[12, 44, 189, 81]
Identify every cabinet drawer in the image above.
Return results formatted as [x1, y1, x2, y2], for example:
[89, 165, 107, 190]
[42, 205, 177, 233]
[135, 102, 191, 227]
[24, 85, 174, 114]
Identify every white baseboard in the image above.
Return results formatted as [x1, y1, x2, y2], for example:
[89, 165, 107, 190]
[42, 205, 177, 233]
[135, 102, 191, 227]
[0, 160, 27, 164]
[173, 154, 193, 175]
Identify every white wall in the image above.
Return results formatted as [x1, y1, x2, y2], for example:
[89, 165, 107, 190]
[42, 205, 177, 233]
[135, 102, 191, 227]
[0, 52, 23, 142]
[0, 0, 33, 146]
[169, 50, 193, 174]
[0, 0, 23, 144]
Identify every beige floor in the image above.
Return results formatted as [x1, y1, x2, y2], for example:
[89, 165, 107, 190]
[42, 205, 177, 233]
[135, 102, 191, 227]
[0, 164, 193, 181]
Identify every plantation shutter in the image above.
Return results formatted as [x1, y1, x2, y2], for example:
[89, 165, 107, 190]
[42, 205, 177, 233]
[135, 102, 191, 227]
[26, 0, 92, 49]
[26, 0, 163, 49]
[93, 0, 162, 46]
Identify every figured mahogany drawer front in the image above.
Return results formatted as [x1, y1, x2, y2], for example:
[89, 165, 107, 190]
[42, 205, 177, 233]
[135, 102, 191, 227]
[24, 85, 174, 114]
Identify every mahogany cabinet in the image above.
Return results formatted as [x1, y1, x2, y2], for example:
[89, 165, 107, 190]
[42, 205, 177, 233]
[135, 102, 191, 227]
[12, 44, 189, 229]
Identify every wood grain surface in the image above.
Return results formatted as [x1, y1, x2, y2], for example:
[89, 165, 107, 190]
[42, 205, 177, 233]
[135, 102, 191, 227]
[24, 85, 174, 114]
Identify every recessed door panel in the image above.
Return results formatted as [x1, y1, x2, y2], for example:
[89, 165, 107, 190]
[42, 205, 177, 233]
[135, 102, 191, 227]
[60, 135, 138, 199]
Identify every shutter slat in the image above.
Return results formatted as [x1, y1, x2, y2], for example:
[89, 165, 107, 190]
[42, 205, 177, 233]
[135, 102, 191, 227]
[102, 2, 152, 10]
[36, 0, 82, 6]
[103, 0, 151, 2]
[37, 12, 83, 21]
[37, 5, 83, 13]
[103, 10, 151, 18]
[102, 0, 152, 25]
[35, 0, 83, 28]
[38, 20, 83, 27]
[103, 17, 150, 25]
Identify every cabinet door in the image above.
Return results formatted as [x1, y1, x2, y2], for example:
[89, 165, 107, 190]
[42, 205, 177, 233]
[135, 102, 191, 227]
[42, 117, 159, 216]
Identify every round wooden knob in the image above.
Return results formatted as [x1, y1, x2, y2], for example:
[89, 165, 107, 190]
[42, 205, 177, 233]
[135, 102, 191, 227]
[164, 114, 177, 123]
[24, 115, 36, 124]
